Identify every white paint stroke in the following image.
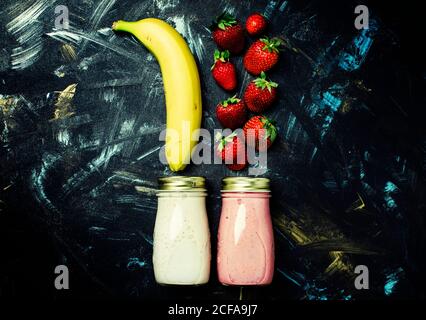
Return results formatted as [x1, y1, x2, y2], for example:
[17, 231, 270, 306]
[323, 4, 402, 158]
[6, 0, 56, 70]
[61, 143, 123, 197]
[89, 0, 117, 30]
[136, 145, 161, 161]
[6, 0, 54, 34]
[154, 0, 179, 11]
[31, 152, 62, 214]
[119, 118, 136, 137]
[80, 0, 118, 52]
[168, 15, 206, 63]
[57, 129, 71, 146]
[47, 28, 139, 62]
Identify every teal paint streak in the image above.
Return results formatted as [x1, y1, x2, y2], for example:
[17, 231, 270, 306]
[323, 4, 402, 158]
[264, 0, 288, 19]
[278, 0, 288, 12]
[141, 232, 154, 246]
[384, 181, 398, 193]
[315, 88, 343, 140]
[304, 285, 351, 301]
[384, 279, 399, 296]
[360, 161, 365, 179]
[277, 268, 302, 287]
[384, 181, 399, 210]
[364, 151, 370, 161]
[384, 268, 404, 296]
[339, 20, 378, 71]
[127, 257, 147, 271]
[263, 0, 279, 19]
[322, 91, 342, 112]
[278, 269, 352, 300]
[285, 114, 298, 140]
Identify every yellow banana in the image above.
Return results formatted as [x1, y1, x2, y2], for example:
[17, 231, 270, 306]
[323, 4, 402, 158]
[112, 18, 202, 172]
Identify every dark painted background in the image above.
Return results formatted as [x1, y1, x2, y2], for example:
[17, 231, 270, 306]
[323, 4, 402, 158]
[0, 0, 425, 300]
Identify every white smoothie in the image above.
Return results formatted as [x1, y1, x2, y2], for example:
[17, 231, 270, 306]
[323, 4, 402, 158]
[153, 191, 211, 285]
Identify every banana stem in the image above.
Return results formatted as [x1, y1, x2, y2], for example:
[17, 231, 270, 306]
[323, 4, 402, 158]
[112, 20, 133, 32]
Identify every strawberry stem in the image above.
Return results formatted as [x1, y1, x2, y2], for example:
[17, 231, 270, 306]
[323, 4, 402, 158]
[253, 72, 278, 92]
[225, 132, 237, 142]
[222, 95, 240, 107]
[260, 116, 278, 142]
[215, 12, 237, 30]
[260, 37, 282, 53]
[216, 131, 237, 152]
[211, 50, 230, 70]
[215, 132, 223, 142]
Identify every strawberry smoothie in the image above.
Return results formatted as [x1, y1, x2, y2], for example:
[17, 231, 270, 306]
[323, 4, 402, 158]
[217, 178, 274, 286]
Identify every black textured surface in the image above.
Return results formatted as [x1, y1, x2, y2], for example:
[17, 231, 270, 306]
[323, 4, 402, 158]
[0, 0, 425, 299]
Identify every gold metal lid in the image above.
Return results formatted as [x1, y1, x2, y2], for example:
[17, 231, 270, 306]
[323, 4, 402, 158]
[158, 176, 206, 191]
[221, 177, 270, 192]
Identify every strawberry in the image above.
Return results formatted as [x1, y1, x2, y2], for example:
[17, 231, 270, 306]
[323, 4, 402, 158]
[216, 95, 247, 130]
[226, 161, 247, 171]
[211, 50, 237, 91]
[216, 132, 247, 171]
[246, 13, 267, 36]
[244, 72, 278, 112]
[211, 12, 245, 55]
[243, 115, 277, 151]
[243, 37, 282, 75]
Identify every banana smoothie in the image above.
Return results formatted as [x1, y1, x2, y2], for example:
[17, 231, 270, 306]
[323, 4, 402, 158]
[153, 177, 211, 285]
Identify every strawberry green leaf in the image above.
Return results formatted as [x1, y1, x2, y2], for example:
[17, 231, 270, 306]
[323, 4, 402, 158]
[214, 49, 220, 60]
[260, 37, 282, 53]
[212, 50, 230, 69]
[211, 50, 220, 70]
[218, 140, 225, 151]
[213, 12, 237, 30]
[215, 132, 223, 142]
[221, 50, 230, 60]
[259, 116, 278, 142]
[225, 132, 237, 142]
[253, 73, 278, 92]
[268, 125, 278, 142]
[222, 95, 240, 107]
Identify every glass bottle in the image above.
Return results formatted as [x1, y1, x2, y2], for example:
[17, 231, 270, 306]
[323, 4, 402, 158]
[153, 176, 211, 285]
[217, 177, 274, 285]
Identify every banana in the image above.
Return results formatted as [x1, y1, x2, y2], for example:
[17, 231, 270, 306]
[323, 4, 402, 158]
[112, 18, 202, 172]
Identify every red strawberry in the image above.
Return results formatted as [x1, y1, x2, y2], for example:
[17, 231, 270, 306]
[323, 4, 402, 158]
[216, 132, 247, 171]
[211, 50, 237, 91]
[216, 95, 247, 129]
[246, 13, 267, 36]
[226, 161, 247, 171]
[243, 115, 277, 151]
[244, 72, 278, 112]
[211, 13, 245, 55]
[243, 37, 282, 75]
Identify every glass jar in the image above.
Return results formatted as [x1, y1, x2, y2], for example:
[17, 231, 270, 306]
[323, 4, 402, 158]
[153, 176, 211, 285]
[217, 177, 274, 285]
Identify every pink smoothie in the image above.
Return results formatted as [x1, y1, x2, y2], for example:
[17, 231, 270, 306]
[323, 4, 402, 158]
[217, 192, 274, 285]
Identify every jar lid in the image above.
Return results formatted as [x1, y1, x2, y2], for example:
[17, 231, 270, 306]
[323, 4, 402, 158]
[221, 177, 270, 192]
[158, 176, 206, 191]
